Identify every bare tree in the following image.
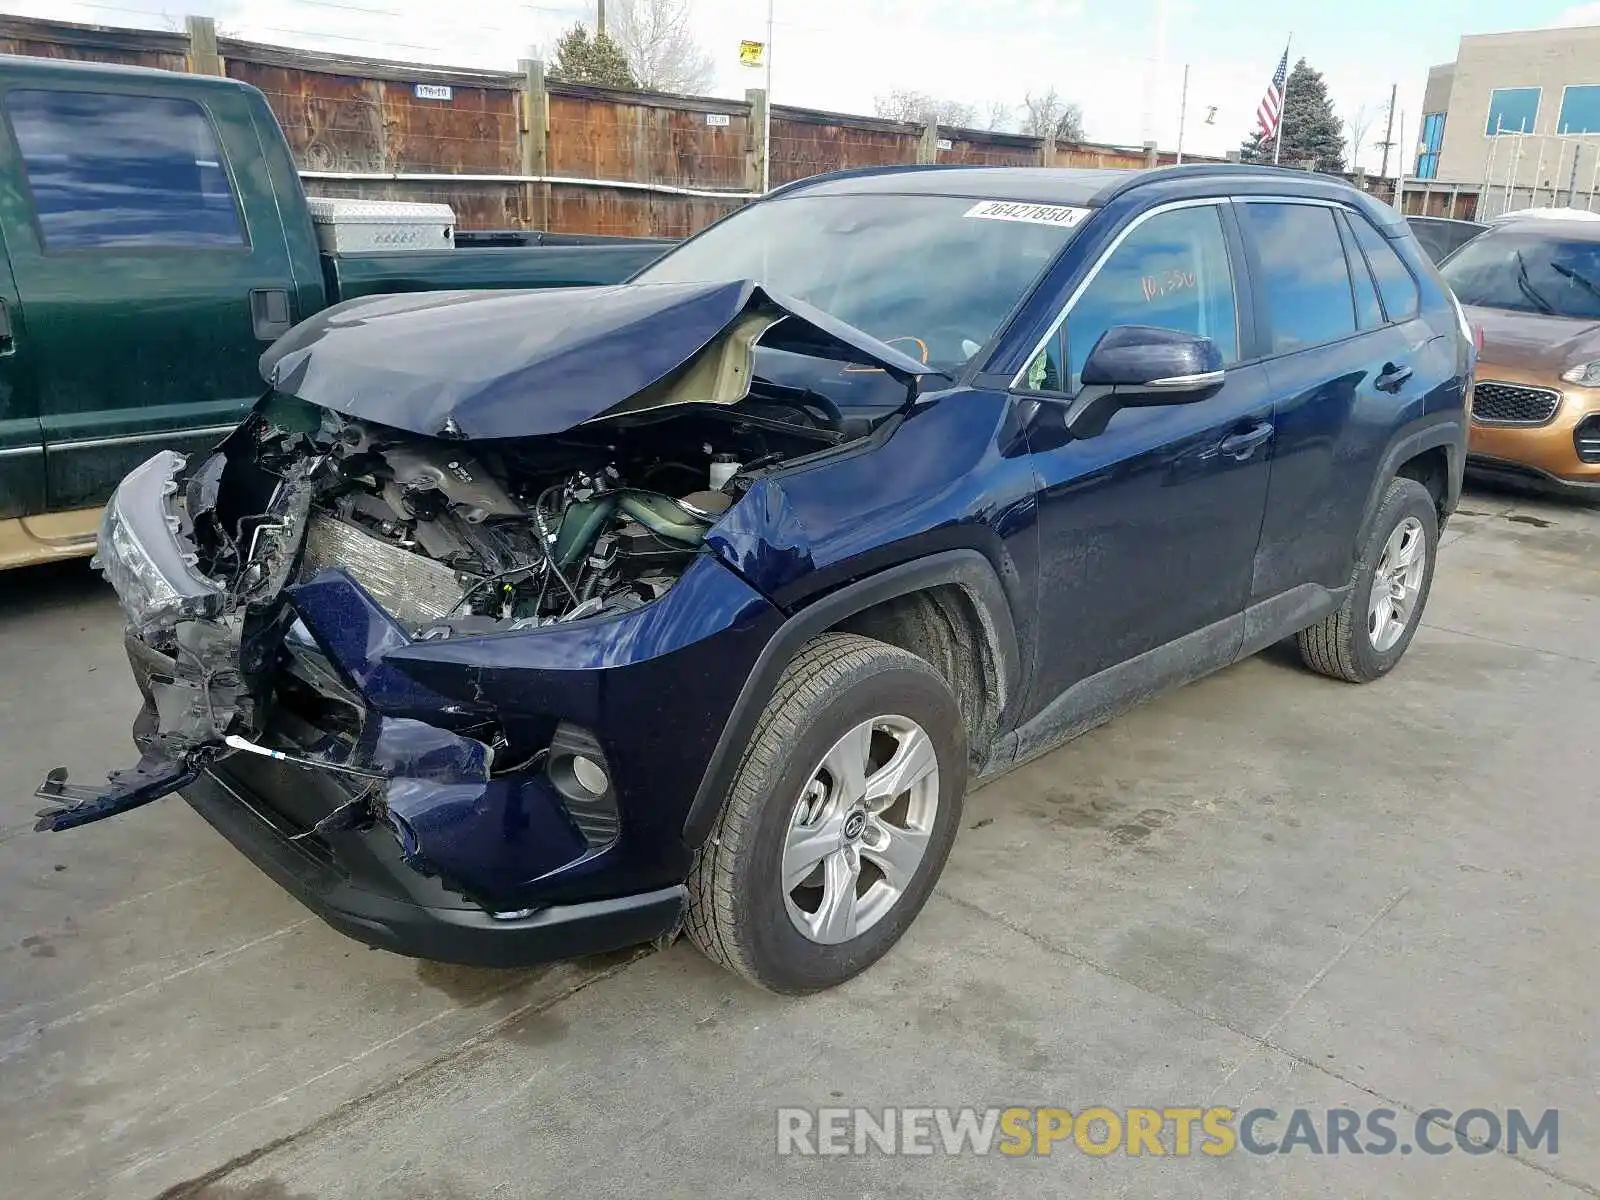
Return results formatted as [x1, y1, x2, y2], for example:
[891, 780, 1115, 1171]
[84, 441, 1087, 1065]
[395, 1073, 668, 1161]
[873, 88, 977, 128]
[1021, 88, 1085, 143]
[1344, 103, 1376, 172]
[612, 0, 715, 94]
[985, 100, 1013, 132]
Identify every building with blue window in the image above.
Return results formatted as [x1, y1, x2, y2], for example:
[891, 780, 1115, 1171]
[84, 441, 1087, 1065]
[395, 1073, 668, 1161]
[1416, 24, 1600, 217]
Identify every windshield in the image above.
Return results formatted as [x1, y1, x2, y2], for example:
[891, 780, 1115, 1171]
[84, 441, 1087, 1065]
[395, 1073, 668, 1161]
[634, 194, 1082, 371]
[1439, 228, 1600, 319]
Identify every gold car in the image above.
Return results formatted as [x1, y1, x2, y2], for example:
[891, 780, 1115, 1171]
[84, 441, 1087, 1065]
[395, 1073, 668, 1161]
[1438, 216, 1600, 496]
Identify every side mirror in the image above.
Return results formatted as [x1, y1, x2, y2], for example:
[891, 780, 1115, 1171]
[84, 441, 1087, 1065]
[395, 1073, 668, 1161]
[1066, 325, 1225, 438]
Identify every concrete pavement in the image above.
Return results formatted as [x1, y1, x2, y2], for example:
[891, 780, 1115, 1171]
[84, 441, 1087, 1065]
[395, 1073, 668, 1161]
[2, 483, 1596, 1199]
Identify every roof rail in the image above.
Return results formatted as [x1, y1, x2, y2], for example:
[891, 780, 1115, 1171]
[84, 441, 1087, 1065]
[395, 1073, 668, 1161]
[1089, 161, 1360, 206]
[763, 162, 974, 201]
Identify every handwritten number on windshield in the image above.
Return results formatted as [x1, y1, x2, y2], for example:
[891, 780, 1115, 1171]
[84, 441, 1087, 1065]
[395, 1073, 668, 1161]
[1141, 269, 1197, 302]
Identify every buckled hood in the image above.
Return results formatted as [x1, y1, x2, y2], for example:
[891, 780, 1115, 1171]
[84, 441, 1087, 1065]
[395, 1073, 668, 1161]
[259, 278, 938, 440]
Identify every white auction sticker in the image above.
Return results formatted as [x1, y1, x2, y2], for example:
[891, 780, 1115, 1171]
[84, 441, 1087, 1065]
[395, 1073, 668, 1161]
[963, 200, 1092, 228]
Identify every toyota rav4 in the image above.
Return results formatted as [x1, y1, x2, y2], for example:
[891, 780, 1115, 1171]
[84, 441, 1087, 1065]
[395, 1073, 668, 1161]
[38, 164, 1472, 994]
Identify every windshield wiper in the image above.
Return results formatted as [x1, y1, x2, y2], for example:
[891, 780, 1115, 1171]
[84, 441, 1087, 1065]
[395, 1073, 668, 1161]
[1548, 259, 1600, 307]
[1514, 251, 1557, 315]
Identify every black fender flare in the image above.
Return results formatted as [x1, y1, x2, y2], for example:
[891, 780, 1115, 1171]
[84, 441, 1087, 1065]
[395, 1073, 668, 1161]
[1357, 415, 1467, 547]
[680, 549, 1021, 848]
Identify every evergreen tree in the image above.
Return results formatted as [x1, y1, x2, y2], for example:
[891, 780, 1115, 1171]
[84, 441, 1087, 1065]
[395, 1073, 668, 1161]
[1240, 58, 1346, 173]
[550, 23, 638, 89]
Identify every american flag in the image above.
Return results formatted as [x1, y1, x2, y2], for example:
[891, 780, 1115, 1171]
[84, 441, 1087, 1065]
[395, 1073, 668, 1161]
[1257, 47, 1289, 141]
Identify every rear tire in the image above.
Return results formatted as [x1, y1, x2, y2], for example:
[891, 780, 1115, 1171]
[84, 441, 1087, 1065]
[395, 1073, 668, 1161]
[1298, 476, 1438, 683]
[685, 633, 966, 994]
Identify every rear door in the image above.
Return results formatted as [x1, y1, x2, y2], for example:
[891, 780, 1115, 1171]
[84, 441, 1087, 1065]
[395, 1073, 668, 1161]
[0, 80, 297, 514]
[0, 218, 42, 525]
[1242, 199, 1437, 600]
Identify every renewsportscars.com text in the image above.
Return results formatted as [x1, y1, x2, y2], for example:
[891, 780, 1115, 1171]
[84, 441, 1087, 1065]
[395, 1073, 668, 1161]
[775, 1106, 1559, 1158]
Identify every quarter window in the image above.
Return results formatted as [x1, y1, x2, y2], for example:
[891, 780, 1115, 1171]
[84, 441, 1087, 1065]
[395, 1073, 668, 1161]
[1239, 203, 1356, 353]
[1342, 217, 1384, 330]
[1024, 205, 1238, 393]
[1348, 215, 1420, 321]
[7, 89, 245, 250]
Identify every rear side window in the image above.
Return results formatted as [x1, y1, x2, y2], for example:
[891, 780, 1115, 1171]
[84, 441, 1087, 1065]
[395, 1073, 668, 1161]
[1239, 203, 1356, 353]
[6, 89, 245, 251]
[1340, 215, 1385, 330]
[1348, 215, 1421, 321]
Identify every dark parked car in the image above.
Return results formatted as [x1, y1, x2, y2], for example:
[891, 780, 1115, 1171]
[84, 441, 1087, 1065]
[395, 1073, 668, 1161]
[39, 164, 1472, 994]
[1407, 214, 1487, 264]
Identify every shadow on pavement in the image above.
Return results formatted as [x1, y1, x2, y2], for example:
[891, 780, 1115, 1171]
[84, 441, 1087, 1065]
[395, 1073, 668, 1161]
[0, 559, 111, 623]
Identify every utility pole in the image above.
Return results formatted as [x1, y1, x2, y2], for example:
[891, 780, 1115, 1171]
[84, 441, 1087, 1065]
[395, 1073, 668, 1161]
[1175, 63, 1189, 165]
[597, 0, 606, 36]
[1378, 82, 1397, 180]
[761, 0, 773, 192]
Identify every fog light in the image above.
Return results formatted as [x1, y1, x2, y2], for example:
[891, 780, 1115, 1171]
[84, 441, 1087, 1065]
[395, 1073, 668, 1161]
[571, 754, 609, 796]
[546, 721, 620, 848]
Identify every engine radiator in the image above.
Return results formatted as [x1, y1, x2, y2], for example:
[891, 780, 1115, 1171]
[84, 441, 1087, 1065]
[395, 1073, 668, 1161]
[299, 513, 466, 628]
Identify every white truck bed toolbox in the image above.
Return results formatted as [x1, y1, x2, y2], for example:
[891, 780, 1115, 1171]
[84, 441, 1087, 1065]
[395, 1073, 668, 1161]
[305, 197, 456, 253]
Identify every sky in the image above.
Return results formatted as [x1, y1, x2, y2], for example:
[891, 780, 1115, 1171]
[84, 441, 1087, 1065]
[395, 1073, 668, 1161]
[13, 0, 1600, 169]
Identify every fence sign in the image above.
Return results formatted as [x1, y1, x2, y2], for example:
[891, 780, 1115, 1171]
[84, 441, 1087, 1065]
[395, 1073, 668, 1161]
[413, 84, 453, 101]
[706, 113, 731, 127]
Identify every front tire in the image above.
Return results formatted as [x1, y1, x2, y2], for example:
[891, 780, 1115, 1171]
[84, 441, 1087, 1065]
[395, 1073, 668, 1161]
[1298, 476, 1439, 683]
[685, 633, 966, 993]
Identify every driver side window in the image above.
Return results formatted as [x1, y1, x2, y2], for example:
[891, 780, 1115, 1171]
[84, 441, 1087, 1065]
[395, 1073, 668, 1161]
[1024, 205, 1240, 394]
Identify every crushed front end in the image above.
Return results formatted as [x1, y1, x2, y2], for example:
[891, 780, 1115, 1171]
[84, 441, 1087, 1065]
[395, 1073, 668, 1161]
[38, 280, 931, 965]
[39, 397, 822, 964]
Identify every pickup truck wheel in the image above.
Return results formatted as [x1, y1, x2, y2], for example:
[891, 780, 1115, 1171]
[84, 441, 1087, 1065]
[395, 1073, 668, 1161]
[1297, 476, 1438, 683]
[685, 633, 966, 994]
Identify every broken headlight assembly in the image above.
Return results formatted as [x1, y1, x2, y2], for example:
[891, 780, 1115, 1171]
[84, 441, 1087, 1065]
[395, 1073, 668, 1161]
[94, 450, 225, 636]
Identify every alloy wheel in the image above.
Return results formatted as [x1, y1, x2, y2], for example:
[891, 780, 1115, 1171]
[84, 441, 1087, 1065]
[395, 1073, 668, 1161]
[1368, 516, 1427, 653]
[781, 715, 940, 945]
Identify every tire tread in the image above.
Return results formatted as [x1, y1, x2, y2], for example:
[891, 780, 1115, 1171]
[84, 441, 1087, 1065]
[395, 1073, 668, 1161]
[684, 633, 929, 988]
[1297, 476, 1435, 684]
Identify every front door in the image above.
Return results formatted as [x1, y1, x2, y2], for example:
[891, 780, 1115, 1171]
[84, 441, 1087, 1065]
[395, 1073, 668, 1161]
[1018, 201, 1275, 720]
[0, 81, 297, 514]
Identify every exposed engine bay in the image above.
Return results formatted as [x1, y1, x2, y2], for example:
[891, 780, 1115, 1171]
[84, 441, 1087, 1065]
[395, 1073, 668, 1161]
[33, 278, 932, 843]
[191, 388, 850, 637]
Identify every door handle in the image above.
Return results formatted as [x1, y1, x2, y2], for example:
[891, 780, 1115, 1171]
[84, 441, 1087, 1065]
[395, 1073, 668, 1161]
[1375, 361, 1413, 393]
[1217, 421, 1274, 460]
[249, 288, 293, 341]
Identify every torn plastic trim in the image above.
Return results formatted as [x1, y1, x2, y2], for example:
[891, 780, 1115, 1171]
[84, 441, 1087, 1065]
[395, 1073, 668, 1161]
[34, 751, 199, 832]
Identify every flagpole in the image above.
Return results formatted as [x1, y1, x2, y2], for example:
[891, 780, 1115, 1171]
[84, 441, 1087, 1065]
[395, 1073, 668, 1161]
[1273, 34, 1292, 165]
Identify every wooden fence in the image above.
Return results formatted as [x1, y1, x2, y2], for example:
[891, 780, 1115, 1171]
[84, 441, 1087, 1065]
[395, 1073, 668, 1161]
[0, 13, 1233, 237]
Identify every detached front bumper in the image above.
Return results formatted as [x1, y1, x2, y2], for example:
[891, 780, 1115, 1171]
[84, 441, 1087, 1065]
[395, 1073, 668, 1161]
[180, 742, 685, 967]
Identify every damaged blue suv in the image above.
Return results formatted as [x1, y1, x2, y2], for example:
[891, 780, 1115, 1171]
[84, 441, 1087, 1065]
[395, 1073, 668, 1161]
[40, 165, 1471, 993]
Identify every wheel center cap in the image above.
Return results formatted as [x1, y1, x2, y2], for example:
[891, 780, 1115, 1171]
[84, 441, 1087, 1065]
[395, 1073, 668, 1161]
[842, 810, 867, 841]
